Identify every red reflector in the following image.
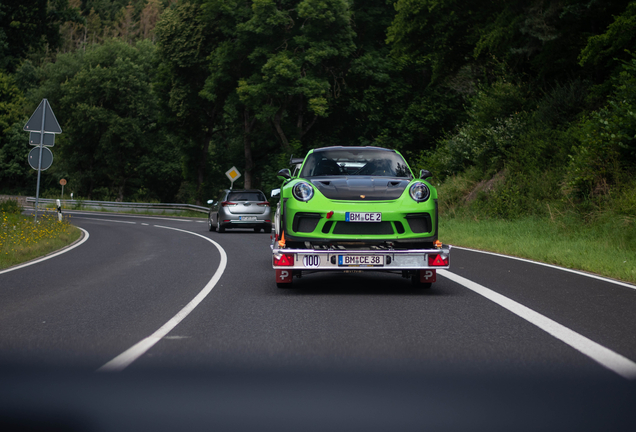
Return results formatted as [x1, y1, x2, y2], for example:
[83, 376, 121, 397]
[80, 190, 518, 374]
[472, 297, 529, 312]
[326, 211, 334, 219]
[274, 254, 294, 266]
[428, 254, 449, 266]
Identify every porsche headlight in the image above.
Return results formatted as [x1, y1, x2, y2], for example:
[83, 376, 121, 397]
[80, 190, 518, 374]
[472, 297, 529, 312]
[409, 182, 430, 202]
[293, 181, 314, 202]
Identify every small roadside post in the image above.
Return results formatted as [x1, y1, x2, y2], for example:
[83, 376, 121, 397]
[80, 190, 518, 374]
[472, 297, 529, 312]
[56, 199, 62, 222]
[225, 166, 241, 189]
[24, 99, 62, 222]
[60, 178, 67, 198]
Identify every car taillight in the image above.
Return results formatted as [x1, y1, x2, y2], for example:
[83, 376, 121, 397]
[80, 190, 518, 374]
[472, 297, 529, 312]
[428, 253, 449, 266]
[257, 202, 270, 206]
[221, 201, 237, 207]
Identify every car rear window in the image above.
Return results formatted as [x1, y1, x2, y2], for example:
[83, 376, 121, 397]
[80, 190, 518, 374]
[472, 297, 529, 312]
[300, 149, 412, 178]
[227, 192, 265, 201]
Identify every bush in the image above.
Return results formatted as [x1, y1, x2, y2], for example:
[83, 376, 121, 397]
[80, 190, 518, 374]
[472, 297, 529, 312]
[565, 58, 636, 199]
[0, 199, 21, 214]
[534, 79, 589, 129]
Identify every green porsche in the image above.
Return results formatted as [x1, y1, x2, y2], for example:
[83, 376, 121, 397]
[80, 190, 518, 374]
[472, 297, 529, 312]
[272, 146, 450, 288]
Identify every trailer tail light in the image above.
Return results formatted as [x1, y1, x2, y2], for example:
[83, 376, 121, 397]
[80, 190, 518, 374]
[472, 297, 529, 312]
[428, 253, 449, 266]
[221, 201, 237, 207]
[273, 253, 294, 266]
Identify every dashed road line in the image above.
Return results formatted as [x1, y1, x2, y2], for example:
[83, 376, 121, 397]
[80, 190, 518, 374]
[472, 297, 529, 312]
[72, 216, 136, 224]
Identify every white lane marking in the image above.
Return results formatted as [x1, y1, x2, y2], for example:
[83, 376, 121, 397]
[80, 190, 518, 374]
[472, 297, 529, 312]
[439, 269, 636, 380]
[72, 217, 136, 224]
[0, 228, 90, 275]
[97, 226, 227, 372]
[452, 245, 636, 290]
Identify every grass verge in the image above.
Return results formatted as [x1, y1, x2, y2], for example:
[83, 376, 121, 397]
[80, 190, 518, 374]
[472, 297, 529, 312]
[439, 215, 636, 285]
[0, 210, 82, 270]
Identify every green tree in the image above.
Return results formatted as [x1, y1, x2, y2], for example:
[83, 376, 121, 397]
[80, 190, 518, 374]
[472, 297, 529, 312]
[155, 0, 225, 203]
[567, 57, 636, 198]
[199, 0, 357, 188]
[579, 1, 636, 74]
[236, 0, 356, 149]
[29, 39, 164, 201]
[0, 72, 30, 191]
[0, 0, 79, 72]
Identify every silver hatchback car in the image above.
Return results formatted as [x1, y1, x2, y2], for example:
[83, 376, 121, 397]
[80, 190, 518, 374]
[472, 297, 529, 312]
[208, 189, 272, 233]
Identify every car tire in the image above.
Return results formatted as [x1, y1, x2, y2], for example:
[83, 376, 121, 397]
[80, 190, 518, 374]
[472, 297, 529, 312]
[208, 215, 214, 232]
[264, 225, 272, 233]
[216, 217, 225, 233]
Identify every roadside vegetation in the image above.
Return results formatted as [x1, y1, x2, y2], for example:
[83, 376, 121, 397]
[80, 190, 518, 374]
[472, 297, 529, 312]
[439, 216, 636, 285]
[0, 199, 81, 270]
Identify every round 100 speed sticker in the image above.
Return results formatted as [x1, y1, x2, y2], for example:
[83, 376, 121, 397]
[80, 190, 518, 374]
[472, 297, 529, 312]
[303, 255, 321, 267]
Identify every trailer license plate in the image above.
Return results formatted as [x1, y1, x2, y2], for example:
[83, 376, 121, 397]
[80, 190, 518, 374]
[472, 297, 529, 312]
[345, 212, 381, 222]
[338, 255, 384, 267]
[239, 216, 257, 221]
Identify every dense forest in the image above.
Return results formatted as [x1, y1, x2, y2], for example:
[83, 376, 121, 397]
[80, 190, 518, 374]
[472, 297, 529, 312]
[1, 0, 635, 221]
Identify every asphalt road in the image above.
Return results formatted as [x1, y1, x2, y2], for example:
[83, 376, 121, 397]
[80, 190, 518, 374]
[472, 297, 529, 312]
[1, 211, 636, 431]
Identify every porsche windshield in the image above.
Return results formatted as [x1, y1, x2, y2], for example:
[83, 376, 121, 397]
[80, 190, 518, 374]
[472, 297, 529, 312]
[299, 149, 412, 178]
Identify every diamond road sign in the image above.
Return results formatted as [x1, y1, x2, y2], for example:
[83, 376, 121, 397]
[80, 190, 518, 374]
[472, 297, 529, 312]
[225, 166, 241, 182]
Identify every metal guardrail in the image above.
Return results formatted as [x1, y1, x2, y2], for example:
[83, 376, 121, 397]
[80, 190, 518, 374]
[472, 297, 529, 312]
[26, 197, 209, 214]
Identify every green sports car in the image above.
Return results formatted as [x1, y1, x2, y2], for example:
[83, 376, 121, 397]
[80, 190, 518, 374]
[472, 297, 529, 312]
[275, 146, 438, 247]
[272, 146, 450, 288]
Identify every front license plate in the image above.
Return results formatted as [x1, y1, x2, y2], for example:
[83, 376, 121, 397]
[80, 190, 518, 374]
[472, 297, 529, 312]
[239, 216, 257, 221]
[338, 255, 384, 267]
[345, 212, 381, 222]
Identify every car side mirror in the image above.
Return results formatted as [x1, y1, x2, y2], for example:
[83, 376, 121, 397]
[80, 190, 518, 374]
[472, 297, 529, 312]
[277, 168, 291, 180]
[271, 188, 280, 198]
[420, 169, 432, 180]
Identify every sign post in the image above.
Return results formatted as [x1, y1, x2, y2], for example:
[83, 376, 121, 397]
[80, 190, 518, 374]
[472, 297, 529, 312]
[24, 99, 62, 222]
[225, 166, 241, 189]
[60, 178, 67, 198]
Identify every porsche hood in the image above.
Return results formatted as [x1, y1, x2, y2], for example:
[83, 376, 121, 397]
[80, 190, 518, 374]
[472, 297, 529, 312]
[310, 177, 410, 200]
